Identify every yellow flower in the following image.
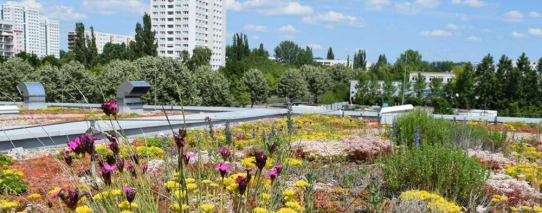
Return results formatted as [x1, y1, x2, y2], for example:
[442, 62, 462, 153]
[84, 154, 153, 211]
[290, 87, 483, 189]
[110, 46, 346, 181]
[202, 179, 213, 185]
[48, 187, 61, 195]
[282, 189, 296, 197]
[210, 183, 219, 188]
[111, 189, 122, 196]
[120, 211, 134, 213]
[16, 171, 23, 176]
[74, 205, 93, 213]
[533, 206, 542, 213]
[261, 193, 271, 200]
[277, 208, 297, 213]
[521, 206, 533, 212]
[174, 190, 186, 199]
[200, 204, 215, 212]
[292, 180, 310, 188]
[185, 178, 196, 183]
[118, 200, 138, 210]
[187, 183, 198, 191]
[170, 203, 189, 211]
[285, 158, 302, 166]
[27, 193, 41, 200]
[253, 207, 268, 213]
[285, 202, 302, 211]
[2, 169, 14, 175]
[165, 181, 181, 190]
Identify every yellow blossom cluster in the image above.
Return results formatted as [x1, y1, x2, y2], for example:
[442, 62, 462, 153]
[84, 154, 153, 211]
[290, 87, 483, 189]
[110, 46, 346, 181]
[491, 195, 508, 203]
[240, 157, 274, 169]
[292, 180, 310, 188]
[93, 189, 122, 200]
[0, 200, 18, 210]
[74, 205, 93, 213]
[399, 190, 462, 213]
[510, 205, 542, 213]
[118, 200, 138, 210]
[504, 163, 542, 183]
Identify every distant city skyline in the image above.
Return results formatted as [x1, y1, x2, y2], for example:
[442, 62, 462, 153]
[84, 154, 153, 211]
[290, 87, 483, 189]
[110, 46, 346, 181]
[2, 0, 542, 63]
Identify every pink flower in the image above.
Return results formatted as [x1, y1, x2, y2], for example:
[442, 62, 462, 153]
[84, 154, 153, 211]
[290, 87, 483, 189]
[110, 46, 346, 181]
[268, 169, 278, 182]
[67, 137, 80, 149]
[101, 100, 119, 116]
[51, 187, 64, 199]
[235, 175, 246, 184]
[123, 186, 134, 192]
[274, 163, 283, 175]
[218, 147, 231, 160]
[215, 162, 230, 178]
[103, 164, 117, 171]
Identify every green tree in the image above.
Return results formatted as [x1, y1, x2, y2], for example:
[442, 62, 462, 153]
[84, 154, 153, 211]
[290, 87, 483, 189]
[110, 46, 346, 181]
[98, 60, 141, 101]
[141, 13, 157, 57]
[328, 64, 351, 83]
[35, 65, 63, 102]
[296, 46, 314, 66]
[274, 41, 300, 64]
[0, 58, 35, 101]
[413, 72, 426, 99]
[494, 55, 511, 110]
[86, 26, 98, 67]
[240, 68, 269, 108]
[429, 77, 443, 97]
[382, 74, 396, 105]
[227, 33, 250, 61]
[187, 47, 213, 70]
[133, 56, 200, 105]
[101, 43, 129, 64]
[398, 49, 424, 70]
[517, 53, 537, 106]
[60, 61, 97, 103]
[455, 63, 475, 109]
[277, 69, 308, 100]
[252, 43, 269, 58]
[15, 52, 41, 68]
[301, 65, 332, 103]
[73, 23, 88, 65]
[326, 47, 335, 60]
[194, 66, 233, 106]
[41, 55, 60, 67]
[474, 54, 495, 109]
[353, 49, 367, 70]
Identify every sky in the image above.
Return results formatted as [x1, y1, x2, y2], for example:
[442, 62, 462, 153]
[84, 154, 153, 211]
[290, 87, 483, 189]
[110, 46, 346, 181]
[2, 0, 542, 63]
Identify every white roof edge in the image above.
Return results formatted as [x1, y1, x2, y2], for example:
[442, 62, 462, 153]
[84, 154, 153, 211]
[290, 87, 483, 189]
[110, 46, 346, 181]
[380, 104, 414, 114]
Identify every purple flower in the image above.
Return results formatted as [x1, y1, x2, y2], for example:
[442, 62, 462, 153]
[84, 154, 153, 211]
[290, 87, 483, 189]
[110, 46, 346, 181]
[268, 169, 278, 183]
[67, 137, 80, 149]
[215, 162, 230, 178]
[127, 162, 136, 176]
[130, 154, 139, 165]
[123, 186, 136, 203]
[182, 152, 194, 165]
[266, 142, 278, 154]
[108, 140, 120, 155]
[274, 163, 283, 175]
[218, 147, 231, 161]
[236, 169, 252, 195]
[116, 158, 125, 172]
[51, 187, 65, 199]
[103, 164, 117, 171]
[67, 134, 97, 156]
[101, 100, 119, 116]
[174, 129, 187, 149]
[140, 163, 148, 173]
[254, 151, 267, 170]
[61, 150, 73, 166]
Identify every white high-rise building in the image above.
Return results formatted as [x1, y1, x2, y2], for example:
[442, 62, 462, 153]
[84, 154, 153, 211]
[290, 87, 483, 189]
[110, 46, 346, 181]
[1, 1, 60, 58]
[67, 30, 135, 54]
[0, 20, 16, 58]
[150, 0, 226, 70]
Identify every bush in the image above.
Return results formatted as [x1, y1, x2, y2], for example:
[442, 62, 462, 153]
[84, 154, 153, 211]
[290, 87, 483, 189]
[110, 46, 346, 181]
[381, 144, 489, 205]
[391, 109, 507, 151]
[143, 137, 173, 148]
[0, 153, 13, 165]
[0, 167, 28, 194]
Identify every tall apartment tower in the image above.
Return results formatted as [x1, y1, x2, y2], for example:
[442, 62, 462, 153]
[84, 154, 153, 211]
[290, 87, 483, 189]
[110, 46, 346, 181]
[150, 0, 226, 70]
[1, 1, 60, 58]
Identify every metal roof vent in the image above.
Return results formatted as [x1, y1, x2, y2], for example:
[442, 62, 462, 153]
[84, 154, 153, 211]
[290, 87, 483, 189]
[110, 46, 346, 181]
[16, 82, 47, 109]
[116, 81, 151, 114]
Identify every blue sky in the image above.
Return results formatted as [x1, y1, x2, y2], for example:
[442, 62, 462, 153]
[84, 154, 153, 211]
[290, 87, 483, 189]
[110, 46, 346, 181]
[4, 0, 542, 63]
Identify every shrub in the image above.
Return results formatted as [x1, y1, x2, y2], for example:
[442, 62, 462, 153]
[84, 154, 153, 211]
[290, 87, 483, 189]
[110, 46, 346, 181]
[484, 173, 542, 206]
[381, 144, 489, 205]
[0, 167, 28, 194]
[391, 109, 507, 151]
[0, 153, 13, 165]
[143, 137, 173, 148]
[342, 135, 391, 161]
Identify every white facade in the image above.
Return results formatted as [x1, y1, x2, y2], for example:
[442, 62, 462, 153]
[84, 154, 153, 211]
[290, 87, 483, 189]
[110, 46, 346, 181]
[409, 72, 455, 84]
[0, 20, 16, 58]
[150, 0, 226, 70]
[315, 59, 373, 70]
[1, 1, 60, 58]
[67, 30, 134, 54]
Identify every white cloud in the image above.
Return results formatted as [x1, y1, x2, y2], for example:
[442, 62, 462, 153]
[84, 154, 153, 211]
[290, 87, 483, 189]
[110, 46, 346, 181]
[81, 0, 147, 15]
[251, 35, 260, 40]
[481, 28, 492, 33]
[446, 24, 459, 30]
[226, 0, 313, 15]
[20, 0, 42, 10]
[46, 5, 87, 21]
[419, 30, 452, 37]
[504, 10, 524, 23]
[452, 0, 486, 7]
[302, 11, 367, 28]
[276, 24, 297, 33]
[528, 28, 542, 36]
[307, 44, 322, 49]
[529, 11, 541, 18]
[243, 24, 268, 32]
[466, 36, 481, 42]
[395, 0, 440, 15]
[365, 0, 391, 11]
[512, 31, 527, 39]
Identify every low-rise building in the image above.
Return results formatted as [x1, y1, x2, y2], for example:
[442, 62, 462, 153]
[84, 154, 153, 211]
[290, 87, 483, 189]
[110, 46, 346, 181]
[409, 71, 455, 84]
